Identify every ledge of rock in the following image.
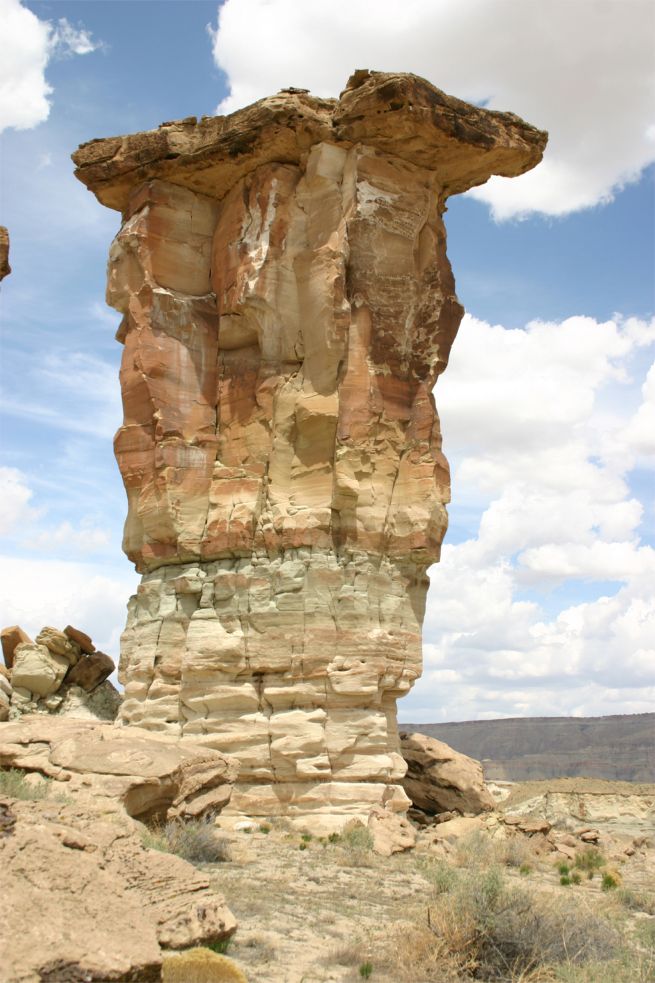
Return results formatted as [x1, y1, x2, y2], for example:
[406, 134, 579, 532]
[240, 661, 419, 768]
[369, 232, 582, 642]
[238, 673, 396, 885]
[0, 715, 238, 821]
[0, 796, 236, 982]
[73, 69, 547, 212]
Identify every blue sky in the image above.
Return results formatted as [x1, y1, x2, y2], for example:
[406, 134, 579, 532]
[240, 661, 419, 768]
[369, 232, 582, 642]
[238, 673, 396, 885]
[1, 0, 653, 722]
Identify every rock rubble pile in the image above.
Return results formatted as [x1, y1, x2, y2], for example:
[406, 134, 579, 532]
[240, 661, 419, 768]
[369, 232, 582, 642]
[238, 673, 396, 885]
[1, 623, 119, 722]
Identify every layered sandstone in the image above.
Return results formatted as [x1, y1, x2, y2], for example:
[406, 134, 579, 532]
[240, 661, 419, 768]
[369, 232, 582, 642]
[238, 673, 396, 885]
[73, 71, 546, 824]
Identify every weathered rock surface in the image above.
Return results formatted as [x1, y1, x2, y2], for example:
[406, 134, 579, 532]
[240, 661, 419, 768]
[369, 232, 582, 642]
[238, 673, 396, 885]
[73, 70, 546, 822]
[400, 731, 496, 815]
[2, 621, 121, 722]
[0, 714, 238, 821]
[0, 795, 236, 982]
[368, 804, 416, 856]
[1, 625, 32, 669]
[0, 226, 10, 281]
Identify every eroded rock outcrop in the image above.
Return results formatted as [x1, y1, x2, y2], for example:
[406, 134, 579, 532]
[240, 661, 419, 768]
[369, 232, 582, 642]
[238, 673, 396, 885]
[0, 714, 238, 821]
[0, 226, 10, 281]
[1, 623, 120, 721]
[0, 796, 236, 982]
[73, 70, 546, 823]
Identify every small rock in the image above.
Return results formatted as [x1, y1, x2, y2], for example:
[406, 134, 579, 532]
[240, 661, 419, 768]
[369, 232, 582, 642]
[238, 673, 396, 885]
[35, 627, 81, 665]
[64, 625, 95, 655]
[1, 625, 33, 669]
[368, 806, 416, 857]
[580, 829, 600, 843]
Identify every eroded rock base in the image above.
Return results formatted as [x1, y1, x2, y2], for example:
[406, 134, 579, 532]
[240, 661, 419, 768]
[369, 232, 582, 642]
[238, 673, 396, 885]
[119, 550, 429, 822]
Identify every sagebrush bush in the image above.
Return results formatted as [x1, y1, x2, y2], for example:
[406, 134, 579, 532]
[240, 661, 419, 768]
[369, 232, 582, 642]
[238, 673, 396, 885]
[0, 768, 50, 801]
[141, 816, 232, 864]
[386, 864, 621, 981]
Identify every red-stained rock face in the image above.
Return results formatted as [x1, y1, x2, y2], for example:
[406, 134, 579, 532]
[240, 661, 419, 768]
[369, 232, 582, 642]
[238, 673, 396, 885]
[74, 71, 546, 826]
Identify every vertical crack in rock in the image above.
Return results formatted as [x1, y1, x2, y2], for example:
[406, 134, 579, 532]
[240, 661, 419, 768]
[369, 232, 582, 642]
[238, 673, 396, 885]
[73, 70, 547, 827]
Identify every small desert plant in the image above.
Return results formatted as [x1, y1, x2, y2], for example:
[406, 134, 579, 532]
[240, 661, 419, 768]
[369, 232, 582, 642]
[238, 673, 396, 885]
[299, 841, 307, 851]
[328, 831, 341, 844]
[141, 817, 232, 864]
[259, 823, 271, 834]
[560, 875, 572, 886]
[454, 829, 497, 869]
[301, 832, 312, 842]
[338, 824, 375, 867]
[574, 847, 605, 873]
[519, 863, 532, 876]
[501, 834, 535, 869]
[570, 871, 582, 885]
[601, 872, 619, 891]
[421, 858, 459, 895]
[557, 862, 570, 876]
[617, 887, 655, 915]
[359, 961, 373, 978]
[206, 938, 231, 954]
[0, 768, 51, 801]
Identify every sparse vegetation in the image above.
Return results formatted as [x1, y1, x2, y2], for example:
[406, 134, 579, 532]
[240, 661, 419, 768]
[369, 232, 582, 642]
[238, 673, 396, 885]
[383, 860, 622, 981]
[140, 816, 233, 864]
[338, 824, 375, 867]
[359, 960, 373, 978]
[574, 847, 605, 873]
[601, 872, 619, 891]
[0, 768, 51, 801]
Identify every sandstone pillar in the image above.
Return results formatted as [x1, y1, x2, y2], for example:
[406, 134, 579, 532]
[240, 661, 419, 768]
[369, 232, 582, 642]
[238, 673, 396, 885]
[73, 71, 546, 826]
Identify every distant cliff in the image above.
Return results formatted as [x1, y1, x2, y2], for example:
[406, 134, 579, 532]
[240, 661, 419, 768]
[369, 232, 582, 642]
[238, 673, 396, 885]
[400, 713, 655, 782]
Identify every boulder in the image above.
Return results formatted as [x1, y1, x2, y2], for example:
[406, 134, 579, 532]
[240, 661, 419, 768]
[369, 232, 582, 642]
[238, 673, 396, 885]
[64, 624, 95, 654]
[400, 731, 495, 816]
[1, 625, 32, 668]
[11, 642, 69, 697]
[35, 626, 81, 664]
[0, 795, 236, 982]
[66, 649, 115, 691]
[0, 714, 239, 821]
[368, 805, 416, 857]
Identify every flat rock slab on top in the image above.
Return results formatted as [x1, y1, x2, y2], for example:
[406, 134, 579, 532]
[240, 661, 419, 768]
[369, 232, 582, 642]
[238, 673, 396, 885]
[72, 69, 547, 211]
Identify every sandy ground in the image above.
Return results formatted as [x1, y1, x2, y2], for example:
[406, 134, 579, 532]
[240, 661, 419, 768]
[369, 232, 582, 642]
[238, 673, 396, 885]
[205, 811, 655, 983]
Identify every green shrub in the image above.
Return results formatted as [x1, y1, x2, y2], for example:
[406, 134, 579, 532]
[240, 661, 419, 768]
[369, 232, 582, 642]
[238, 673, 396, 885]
[299, 842, 307, 851]
[560, 875, 572, 886]
[574, 847, 605, 872]
[558, 862, 570, 875]
[519, 863, 532, 876]
[301, 832, 312, 842]
[327, 831, 341, 844]
[206, 938, 231, 954]
[0, 768, 51, 801]
[421, 858, 459, 895]
[141, 817, 232, 864]
[359, 962, 373, 979]
[601, 872, 618, 891]
[259, 823, 271, 834]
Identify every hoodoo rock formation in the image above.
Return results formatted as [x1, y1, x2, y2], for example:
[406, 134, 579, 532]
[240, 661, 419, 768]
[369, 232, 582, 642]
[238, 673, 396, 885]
[73, 71, 546, 825]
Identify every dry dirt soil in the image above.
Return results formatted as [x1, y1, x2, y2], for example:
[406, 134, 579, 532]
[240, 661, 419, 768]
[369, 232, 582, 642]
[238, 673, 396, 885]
[204, 813, 655, 983]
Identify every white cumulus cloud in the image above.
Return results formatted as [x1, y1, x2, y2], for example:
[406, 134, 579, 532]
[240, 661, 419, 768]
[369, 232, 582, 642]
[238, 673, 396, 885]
[0, 0, 100, 133]
[209, 0, 655, 219]
[404, 313, 655, 721]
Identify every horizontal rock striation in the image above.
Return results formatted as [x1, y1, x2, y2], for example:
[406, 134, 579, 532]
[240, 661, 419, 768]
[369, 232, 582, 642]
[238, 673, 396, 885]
[73, 71, 546, 824]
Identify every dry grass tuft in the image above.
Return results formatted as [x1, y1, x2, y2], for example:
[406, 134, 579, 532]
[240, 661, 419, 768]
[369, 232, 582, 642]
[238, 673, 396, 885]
[141, 817, 233, 864]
